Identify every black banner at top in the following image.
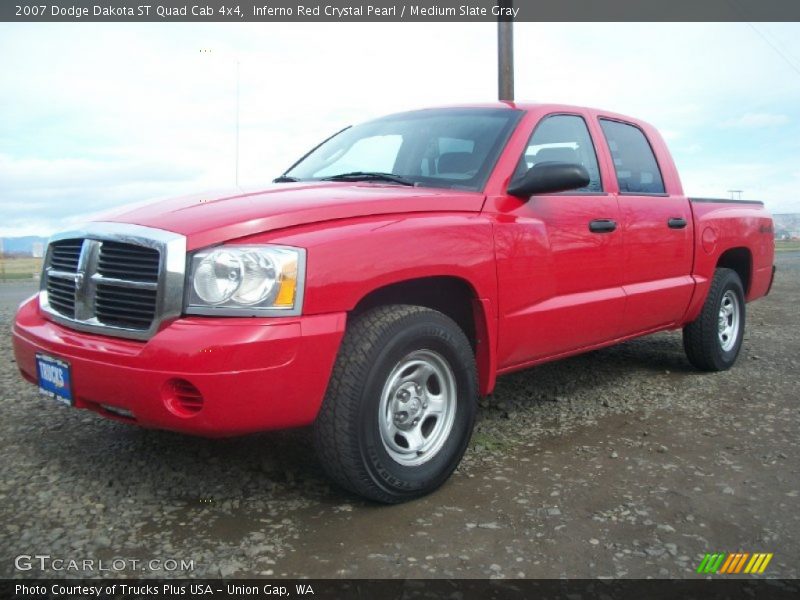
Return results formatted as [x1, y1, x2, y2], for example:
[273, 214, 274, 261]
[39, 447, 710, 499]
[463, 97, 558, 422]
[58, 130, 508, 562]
[3, 0, 800, 22]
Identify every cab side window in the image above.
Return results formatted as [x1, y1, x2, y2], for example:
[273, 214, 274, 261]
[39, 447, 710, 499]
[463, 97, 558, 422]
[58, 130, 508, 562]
[599, 119, 665, 194]
[513, 114, 603, 193]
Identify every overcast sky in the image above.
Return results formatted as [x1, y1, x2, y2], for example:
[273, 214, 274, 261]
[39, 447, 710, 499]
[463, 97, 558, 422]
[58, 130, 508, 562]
[1, 22, 800, 237]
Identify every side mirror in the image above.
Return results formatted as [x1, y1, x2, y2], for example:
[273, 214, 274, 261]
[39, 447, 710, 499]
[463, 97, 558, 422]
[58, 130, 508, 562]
[507, 162, 591, 198]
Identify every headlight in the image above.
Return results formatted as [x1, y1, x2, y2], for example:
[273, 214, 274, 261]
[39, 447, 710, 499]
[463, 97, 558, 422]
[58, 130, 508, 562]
[186, 245, 305, 316]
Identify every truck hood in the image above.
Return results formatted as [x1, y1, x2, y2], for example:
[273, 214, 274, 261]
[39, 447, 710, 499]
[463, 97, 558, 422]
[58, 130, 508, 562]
[104, 182, 485, 249]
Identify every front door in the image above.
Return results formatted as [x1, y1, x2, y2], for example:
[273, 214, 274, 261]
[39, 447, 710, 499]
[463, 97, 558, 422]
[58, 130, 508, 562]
[494, 113, 625, 369]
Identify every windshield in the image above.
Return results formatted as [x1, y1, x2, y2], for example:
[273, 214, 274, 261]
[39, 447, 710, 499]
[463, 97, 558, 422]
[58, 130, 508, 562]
[283, 108, 522, 191]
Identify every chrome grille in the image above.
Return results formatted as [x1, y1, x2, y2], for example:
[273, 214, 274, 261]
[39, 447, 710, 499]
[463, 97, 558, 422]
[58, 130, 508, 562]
[97, 241, 160, 282]
[45, 239, 83, 319]
[46, 273, 77, 319]
[40, 223, 187, 341]
[49, 239, 83, 272]
[95, 283, 158, 329]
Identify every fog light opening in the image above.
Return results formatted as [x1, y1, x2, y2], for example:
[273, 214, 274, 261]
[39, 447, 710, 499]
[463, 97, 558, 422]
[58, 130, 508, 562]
[163, 379, 204, 417]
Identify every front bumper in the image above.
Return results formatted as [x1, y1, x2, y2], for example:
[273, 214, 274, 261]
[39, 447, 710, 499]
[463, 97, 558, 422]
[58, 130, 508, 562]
[13, 296, 346, 437]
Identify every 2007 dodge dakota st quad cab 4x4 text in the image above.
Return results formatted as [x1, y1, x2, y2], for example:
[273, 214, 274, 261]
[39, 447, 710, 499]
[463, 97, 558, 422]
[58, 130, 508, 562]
[14, 103, 775, 502]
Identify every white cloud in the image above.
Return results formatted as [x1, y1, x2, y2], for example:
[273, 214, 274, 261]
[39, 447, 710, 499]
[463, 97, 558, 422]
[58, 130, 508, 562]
[721, 112, 791, 128]
[1, 21, 800, 236]
[678, 160, 800, 214]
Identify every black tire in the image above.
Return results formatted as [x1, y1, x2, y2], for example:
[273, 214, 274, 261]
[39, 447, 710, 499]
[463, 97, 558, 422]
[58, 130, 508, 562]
[313, 304, 478, 503]
[683, 268, 746, 371]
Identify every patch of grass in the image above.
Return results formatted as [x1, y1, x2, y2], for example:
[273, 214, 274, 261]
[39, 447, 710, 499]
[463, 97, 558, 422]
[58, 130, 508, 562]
[0, 257, 42, 281]
[775, 240, 800, 252]
[470, 431, 516, 453]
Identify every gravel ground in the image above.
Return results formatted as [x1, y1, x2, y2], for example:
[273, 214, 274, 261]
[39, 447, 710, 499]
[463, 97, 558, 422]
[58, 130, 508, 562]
[1, 254, 798, 579]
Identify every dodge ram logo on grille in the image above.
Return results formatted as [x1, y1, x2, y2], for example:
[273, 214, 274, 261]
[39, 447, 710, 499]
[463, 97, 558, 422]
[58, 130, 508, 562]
[73, 271, 86, 294]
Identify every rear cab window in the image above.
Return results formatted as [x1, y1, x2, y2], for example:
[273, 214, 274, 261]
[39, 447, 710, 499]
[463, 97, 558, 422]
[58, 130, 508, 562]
[598, 119, 665, 194]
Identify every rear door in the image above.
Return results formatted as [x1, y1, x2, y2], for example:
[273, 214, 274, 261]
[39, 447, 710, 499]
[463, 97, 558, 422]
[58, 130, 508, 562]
[493, 113, 625, 368]
[597, 118, 694, 333]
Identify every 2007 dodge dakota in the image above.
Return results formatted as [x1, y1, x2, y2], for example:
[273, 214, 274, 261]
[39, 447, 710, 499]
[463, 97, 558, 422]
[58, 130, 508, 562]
[14, 103, 775, 502]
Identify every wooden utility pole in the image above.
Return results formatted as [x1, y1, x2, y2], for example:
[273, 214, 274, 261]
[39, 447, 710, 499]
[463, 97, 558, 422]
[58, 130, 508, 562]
[498, 0, 514, 101]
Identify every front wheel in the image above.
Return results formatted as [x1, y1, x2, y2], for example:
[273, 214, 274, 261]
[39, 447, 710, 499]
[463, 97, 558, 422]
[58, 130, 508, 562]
[683, 268, 746, 371]
[313, 305, 478, 503]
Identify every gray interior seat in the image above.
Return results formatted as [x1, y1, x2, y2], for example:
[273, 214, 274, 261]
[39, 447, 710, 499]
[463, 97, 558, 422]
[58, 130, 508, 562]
[528, 147, 580, 165]
[437, 152, 478, 174]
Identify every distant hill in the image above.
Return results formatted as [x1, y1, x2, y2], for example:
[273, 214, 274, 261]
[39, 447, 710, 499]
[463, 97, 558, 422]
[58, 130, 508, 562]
[0, 236, 49, 256]
[774, 214, 800, 239]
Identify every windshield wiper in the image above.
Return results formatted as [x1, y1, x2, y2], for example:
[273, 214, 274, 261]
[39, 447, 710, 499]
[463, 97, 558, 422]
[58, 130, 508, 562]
[273, 175, 300, 183]
[319, 171, 416, 186]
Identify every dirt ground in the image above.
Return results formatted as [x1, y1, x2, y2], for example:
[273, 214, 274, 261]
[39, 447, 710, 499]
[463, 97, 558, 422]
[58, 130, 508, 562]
[1, 254, 798, 579]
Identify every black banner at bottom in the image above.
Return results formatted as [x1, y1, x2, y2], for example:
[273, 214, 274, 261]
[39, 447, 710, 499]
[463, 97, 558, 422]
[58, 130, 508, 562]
[4, 579, 800, 600]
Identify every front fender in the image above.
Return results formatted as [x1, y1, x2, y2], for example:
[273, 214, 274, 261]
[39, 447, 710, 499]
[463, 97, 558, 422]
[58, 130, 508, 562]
[238, 213, 500, 394]
[255, 213, 497, 314]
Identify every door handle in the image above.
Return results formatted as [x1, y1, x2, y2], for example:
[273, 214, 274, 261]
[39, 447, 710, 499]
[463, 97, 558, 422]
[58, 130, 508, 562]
[668, 217, 687, 229]
[588, 219, 617, 233]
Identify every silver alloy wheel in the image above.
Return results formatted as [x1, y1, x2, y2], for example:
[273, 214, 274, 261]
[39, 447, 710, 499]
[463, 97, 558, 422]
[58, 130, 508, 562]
[717, 290, 741, 352]
[378, 349, 457, 467]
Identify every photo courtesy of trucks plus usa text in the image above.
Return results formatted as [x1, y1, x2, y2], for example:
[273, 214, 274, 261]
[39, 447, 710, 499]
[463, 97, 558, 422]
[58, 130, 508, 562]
[13, 102, 775, 503]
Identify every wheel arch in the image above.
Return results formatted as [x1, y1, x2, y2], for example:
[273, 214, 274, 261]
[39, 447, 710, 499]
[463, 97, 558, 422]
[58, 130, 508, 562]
[351, 276, 496, 395]
[716, 246, 752, 295]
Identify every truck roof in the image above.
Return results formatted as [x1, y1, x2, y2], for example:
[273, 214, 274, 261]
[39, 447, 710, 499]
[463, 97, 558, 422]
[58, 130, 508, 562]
[402, 102, 650, 128]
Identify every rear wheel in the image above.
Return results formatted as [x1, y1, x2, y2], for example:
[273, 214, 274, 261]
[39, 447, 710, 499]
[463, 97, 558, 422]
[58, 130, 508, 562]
[683, 268, 746, 371]
[313, 305, 478, 503]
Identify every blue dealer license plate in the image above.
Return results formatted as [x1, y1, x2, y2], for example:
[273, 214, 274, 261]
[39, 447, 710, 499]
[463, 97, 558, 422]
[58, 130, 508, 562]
[36, 354, 73, 406]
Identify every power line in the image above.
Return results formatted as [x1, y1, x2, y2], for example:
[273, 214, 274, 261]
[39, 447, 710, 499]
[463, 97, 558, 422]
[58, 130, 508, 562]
[754, 23, 800, 66]
[725, 0, 800, 77]
[745, 22, 800, 79]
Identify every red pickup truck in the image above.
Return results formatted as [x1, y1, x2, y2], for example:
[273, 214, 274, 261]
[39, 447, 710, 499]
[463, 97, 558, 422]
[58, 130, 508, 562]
[14, 103, 775, 502]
